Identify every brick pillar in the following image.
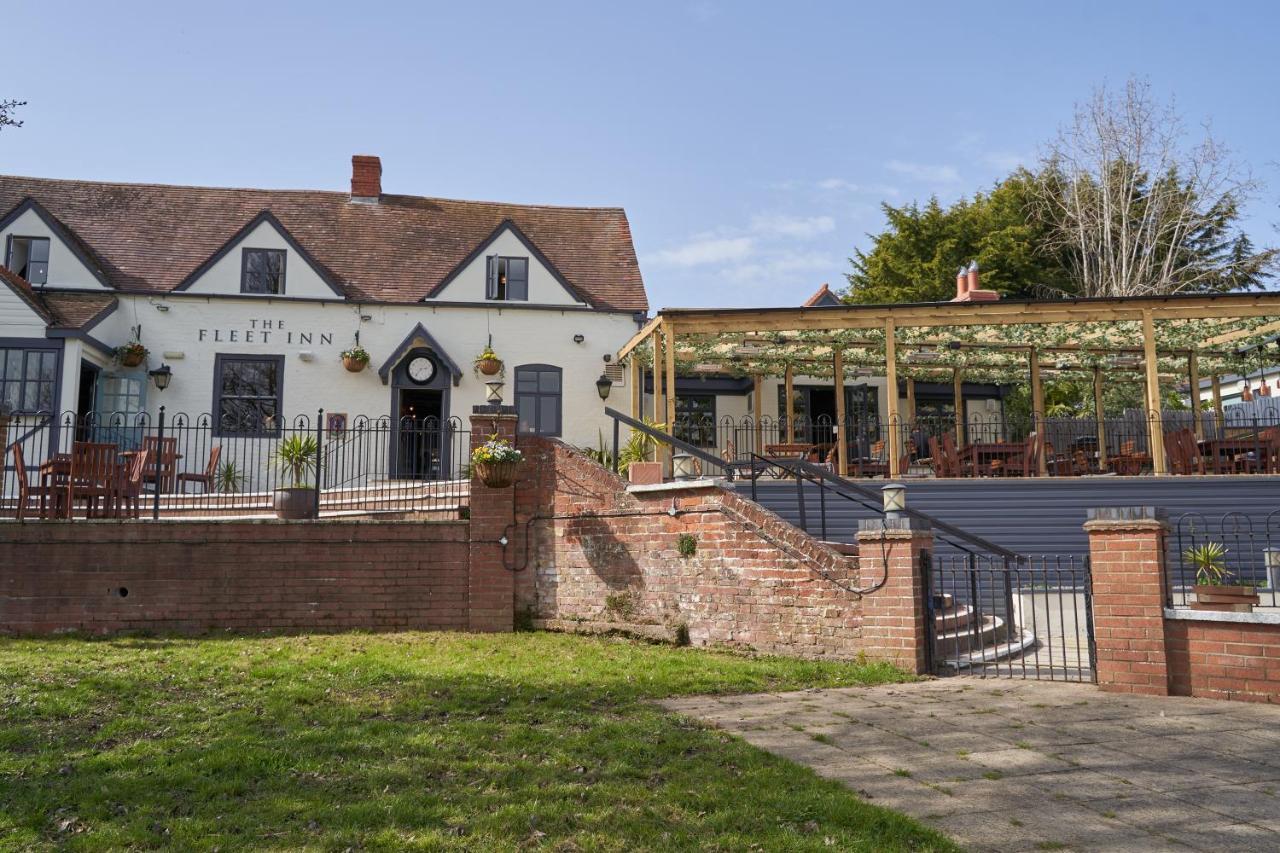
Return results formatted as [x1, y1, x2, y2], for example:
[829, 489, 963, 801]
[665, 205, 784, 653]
[468, 406, 518, 632]
[1084, 506, 1170, 696]
[856, 517, 933, 674]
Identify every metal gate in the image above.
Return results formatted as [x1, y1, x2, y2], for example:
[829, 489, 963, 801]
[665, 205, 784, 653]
[923, 553, 1096, 682]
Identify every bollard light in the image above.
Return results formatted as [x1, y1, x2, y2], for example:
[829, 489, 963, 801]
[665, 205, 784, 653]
[881, 482, 906, 516]
[672, 452, 699, 481]
[485, 378, 504, 404]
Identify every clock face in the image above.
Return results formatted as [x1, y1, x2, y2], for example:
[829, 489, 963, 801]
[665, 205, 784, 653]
[407, 356, 436, 385]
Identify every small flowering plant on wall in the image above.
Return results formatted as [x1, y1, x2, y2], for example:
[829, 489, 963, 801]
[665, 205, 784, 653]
[340, 345, 371, 373]
[471, 435, 523, 487]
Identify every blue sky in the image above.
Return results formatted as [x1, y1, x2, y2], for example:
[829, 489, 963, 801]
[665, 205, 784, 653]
[3, 1, 1277, 310]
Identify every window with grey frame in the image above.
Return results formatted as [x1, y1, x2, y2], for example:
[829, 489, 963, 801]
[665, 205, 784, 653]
[0, 347, 58, 412]
[241, 248, 286, 295]
[214, 355, 283, 435]
[514, 364, 561, 436]
[674, 393, 717, 447]
[486, 255, 529, 301]
[5, 236, 50, 285]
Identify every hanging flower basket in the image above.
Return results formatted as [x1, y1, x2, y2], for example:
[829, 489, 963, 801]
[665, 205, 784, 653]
[116, 342, 148, 368]
[474, 460, 519, 488]
[471, 436, 523, 488]
[474, 346, 504, 377]
[341, 346, 370, 373]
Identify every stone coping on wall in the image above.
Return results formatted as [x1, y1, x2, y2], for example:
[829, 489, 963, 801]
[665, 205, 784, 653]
[624, 478, 726, 495]
[1165, 607, 1280, 625]
[0, 515, 465, 526]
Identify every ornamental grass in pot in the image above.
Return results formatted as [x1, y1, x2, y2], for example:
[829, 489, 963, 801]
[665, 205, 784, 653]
[1188, 543, 1259, 612]
[472, 435, 522, 488]
[341, 345, 371, 373]
[272, 434, 319, 519]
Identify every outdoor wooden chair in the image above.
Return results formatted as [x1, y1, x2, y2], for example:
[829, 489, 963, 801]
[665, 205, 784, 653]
[1164, 429, 1205, 475]
[142, 436, 179, 493]
[118, 449, 151, 519]
[67, 441, 120, 518]
[1108, 440, 1150, 476]
[942, 433, 972, 477]
[1017, 432, 1043, 477]
[10, 443, 64, 521]
[762, 442, 817, 478]
[177, 445, 221, 493]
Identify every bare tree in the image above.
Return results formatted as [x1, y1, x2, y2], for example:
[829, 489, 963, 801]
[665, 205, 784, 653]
[0, 99, 24, 131]
[1033, 79, 1276, 297]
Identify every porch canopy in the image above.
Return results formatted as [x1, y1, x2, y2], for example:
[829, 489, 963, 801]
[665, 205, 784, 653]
[615, 290, 1280, 477]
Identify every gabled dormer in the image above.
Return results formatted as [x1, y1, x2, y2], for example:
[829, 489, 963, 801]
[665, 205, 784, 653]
[174, 210, 346, 299]
[426, 219, 591, 307]
[0, 198, 113, 291]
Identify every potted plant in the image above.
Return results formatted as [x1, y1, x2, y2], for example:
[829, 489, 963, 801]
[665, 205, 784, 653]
[1187, 542, 1259, 612]
[341, 345, 371, 373]
[116, 340, 149, 368]
[620, 420, 667, 484]
[471, 435, 523, 488]
[215, 461, 245, 494]
[272, 434, 319, 519]
[474, 345, 504, 377]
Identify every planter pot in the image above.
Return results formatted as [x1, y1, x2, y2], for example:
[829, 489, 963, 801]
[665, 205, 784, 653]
[273, 487, 318, 520]
[342, 356, 369, 373]
[1192, 584, 1259, 613]
[474, 460, 519, 488]
[628, 461, 663, 485]
[476, 357, 503, 376]
[119, 350, 146, 368]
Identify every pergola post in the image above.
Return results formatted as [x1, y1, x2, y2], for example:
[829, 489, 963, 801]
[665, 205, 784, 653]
[834, 349, 848, 477]
[1211, 374, 1224, 437]
[1029, 348, 1047, 476]
[952, 368, 965, 446]
[753, 374, 764, 454]
[1142, 310, 1168, 475]
[1188, 352, 1203, 440]
[1093, 366, 1108, 472]
[906, 377, 917, 423]
[885, 319, 902, 478]
[629, 355, 641, 421]
[651, 330, 663, 427]
[663, 319, 677, 476]
[784, 364, 795, 444]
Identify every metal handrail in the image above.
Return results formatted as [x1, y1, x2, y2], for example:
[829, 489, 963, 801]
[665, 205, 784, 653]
[4, 411, 55, 454]
[603, 407, 731, 478]
[748, 453, 1024, 562]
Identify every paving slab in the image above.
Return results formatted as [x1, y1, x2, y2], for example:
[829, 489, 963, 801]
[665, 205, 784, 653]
[662, 678, 1280, 852]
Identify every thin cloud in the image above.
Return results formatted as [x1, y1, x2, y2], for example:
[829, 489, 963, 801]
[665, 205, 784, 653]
[750, 214, 835, 239]
[885, 160, 961, 183]
[648, 235, 753, 267]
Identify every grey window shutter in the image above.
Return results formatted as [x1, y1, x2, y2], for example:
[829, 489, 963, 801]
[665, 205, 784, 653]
[486, 255, 498, 299]
[508, 258, 528, 301]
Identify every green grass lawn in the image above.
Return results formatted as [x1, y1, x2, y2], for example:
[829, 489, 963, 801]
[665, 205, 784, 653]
[0, 631, 956, 851]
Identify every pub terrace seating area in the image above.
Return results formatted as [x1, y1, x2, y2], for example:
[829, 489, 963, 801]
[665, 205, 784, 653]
[2, 411, 471, 521]
[614, 288, 1280, 483]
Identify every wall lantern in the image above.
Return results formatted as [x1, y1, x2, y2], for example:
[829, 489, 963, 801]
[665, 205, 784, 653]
[485, 378, 505, 404]
[595, 373, 613, 401]
[148, 364, 173, 391]
[881, 482, 906, 517]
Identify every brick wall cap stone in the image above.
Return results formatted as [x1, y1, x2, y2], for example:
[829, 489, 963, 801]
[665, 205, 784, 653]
[471, 405, 517, 417]
[1166, 607, 1280, 625]
[626, 478, 726, 495]
[858, 516, 931, 533]
[1086, 506, 1168, 523]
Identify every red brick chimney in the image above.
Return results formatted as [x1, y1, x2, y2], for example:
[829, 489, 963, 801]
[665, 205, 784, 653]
[952, 260, 999, 303]
[351, 155, 382, 202]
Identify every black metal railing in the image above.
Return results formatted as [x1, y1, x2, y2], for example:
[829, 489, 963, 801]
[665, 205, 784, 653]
[928, 552, 1095, 682]
[1167, 511, 1280, 608]
[2, 409, 470, 520]
[661, 410, 1280, 478]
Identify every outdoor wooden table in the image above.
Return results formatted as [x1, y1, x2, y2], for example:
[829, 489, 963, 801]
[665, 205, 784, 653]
[958, 442, 1025, 477]
[39, 451, 142, 519]
[1198, 436, 1272, 474]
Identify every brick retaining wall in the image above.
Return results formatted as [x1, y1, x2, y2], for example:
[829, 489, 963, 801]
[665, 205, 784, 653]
[517, 438, 865, 658]
[1166, 618, 1280, 703]
[0, 519, 470, 635]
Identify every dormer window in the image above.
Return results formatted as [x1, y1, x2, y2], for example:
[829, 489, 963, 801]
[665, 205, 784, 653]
[6, 236, 50, 285]
[241, 248, 286, 294]
[486, 256, 528, 301]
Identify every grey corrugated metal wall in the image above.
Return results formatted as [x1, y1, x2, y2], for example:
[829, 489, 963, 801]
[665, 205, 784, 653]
[733, 477, 1280, 557]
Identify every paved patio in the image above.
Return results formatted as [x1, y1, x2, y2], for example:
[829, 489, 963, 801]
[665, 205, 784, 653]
[662, 679, 1280, 852]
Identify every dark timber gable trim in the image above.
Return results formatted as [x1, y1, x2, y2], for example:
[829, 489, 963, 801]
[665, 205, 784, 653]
[0, 197, 115, 289]
[172, 210, 347, 298]
[377, 322, 464, 387]
[425, 218, 594, 307]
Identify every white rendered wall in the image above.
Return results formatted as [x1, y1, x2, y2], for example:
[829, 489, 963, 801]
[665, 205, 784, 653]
[0, 208, 109, 290]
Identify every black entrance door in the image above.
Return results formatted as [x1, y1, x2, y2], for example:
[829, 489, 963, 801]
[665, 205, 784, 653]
[396, 388, 445, 479]
[76, 360, 101, 441]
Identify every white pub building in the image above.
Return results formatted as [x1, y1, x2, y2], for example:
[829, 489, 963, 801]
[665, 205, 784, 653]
[0, 157, 649, 474]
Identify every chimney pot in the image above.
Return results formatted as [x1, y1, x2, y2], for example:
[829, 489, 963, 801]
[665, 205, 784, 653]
[956, 266, 968, 300]
[965, 260, 980, 293]
[351, 155, 382, 201]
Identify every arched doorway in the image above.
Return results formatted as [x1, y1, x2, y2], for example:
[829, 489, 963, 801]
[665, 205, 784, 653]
[390, 347, 452, 479]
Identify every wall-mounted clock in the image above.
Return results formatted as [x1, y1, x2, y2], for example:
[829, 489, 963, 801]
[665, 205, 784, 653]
[407, 355, 436, 385]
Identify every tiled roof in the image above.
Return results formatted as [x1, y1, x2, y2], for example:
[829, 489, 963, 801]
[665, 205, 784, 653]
[0, 174, 648, 312]
[0, 265, 116, 329]
[802, 283, 841, 307]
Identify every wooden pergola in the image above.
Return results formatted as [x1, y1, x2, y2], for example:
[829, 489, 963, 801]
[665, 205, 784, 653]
[616, 291, 1280, 478]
